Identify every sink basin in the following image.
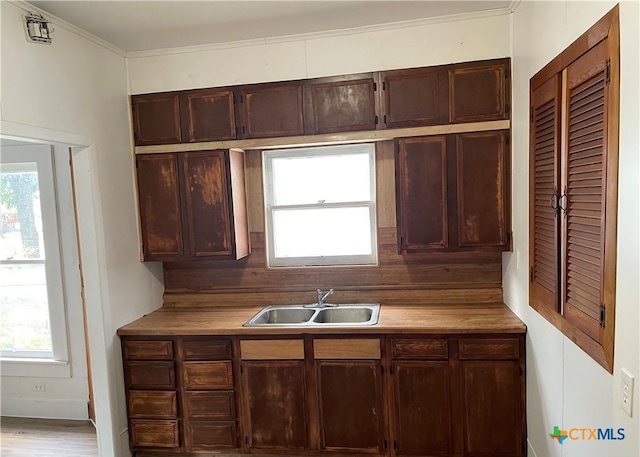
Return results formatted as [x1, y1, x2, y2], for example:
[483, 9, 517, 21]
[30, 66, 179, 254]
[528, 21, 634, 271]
[313, 306, 377, 324]
[243, 304, 380, 327]
[246, 307, 315, 325]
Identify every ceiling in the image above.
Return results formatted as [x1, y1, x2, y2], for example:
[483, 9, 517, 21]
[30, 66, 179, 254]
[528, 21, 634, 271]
[27, 1, 513, 53]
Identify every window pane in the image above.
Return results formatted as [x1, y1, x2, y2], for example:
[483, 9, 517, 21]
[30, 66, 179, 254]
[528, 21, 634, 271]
[272, 207, 373, 259]
[272, 152, 372, 205]
[0, 263, 52, 353]
[0, 164, 45, 261]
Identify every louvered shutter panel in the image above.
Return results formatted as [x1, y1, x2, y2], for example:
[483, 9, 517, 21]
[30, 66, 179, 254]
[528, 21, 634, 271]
[529, 75, 561, 312]
[562, 41, 610, 342]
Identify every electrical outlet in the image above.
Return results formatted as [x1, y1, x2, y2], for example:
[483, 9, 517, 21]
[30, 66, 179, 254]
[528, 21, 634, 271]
[33, 382, 46, 392]
[621, 368, 634, 417]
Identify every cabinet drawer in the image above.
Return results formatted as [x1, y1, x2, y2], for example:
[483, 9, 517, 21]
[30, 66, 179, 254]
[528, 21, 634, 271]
[459, 338, 520, 360]
[126, 361, 175, 390]
[181, 340, 232, 360]
[240, 339, 304, 360]
[314, 339, 381, 359]
[185, 391, 236, 419]
[183, 361, 233, 389]
[129, 391, 177, 419]
[130, 419, 179, 448]
[392, 339, 448, 359]
[186, 420, 237, 449]
[124, 340, 173, 360]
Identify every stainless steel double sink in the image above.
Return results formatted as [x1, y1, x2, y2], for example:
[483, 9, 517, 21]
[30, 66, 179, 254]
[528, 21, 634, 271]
[243, 304, 380, 327]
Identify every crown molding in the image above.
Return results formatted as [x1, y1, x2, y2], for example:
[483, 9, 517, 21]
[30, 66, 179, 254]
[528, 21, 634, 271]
[13, 1, 127, 57]
[126, 7, 513, 59]
[509, 1, 522, 13]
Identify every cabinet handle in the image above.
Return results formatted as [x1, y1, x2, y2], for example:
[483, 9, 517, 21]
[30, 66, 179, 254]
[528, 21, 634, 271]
[558, 186, 568, 218]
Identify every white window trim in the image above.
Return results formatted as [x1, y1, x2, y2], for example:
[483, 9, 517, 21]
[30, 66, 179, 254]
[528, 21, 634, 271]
[263, 144, 378, 268]
[0, 147, 70, 363]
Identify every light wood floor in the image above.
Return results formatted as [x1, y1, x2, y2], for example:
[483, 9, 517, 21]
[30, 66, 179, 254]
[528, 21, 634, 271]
[1, 417, 98, 457]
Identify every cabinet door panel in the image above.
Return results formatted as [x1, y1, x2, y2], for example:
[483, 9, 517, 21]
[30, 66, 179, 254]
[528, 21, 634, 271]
[132, 93, 181, 146]
[243, 361, 308, 450]
[136, 154, 183, 259]
[304, 76, 376, 134]
[396, 136, 448, 251]
[130, 419, 179, 448]
[317, 361, 384, 453]
[383, 68, 447, 128]
[185, 420, 237, 450]
[182, 151, 233, 257]
[455, 131, 510, 248]
[462, 361, 522, 456]
[449, 60, 509, 123]
[183, 361, 233, 390]
[392, 361, 452, 456]
[180, 89, 236, 142]
[240, 83, 304, 138]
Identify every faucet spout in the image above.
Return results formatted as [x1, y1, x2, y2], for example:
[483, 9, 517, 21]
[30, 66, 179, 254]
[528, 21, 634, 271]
[316, 288, 336, 307]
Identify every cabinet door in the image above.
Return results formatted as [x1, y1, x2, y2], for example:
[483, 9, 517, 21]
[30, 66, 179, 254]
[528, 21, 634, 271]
[396, 136, 449, 251]
[317, 361, 385, 453]
[132, 93, 181, 146]
[238, 82, 304, 138]
[448, 59, 510, 123]
[382, 67, 448, 128]
[391, 361, 452, 456]
[181, 151, 233, 257]
[461, 361, 523, 457]
[242, 361, 308, 451]
[180, 89, 236, 142]
[455, 131, 510, 249]
[136, 154, 184, 260]
[303, 74, 376, 134]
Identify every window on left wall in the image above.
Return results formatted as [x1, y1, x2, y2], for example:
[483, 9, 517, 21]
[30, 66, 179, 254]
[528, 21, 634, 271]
[0, 146, 69, 361]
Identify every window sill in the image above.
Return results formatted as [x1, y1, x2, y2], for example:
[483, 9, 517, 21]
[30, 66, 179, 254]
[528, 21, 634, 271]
[0, 358, 71, 378]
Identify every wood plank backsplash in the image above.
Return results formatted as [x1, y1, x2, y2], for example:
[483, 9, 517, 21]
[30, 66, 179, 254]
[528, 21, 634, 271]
[163, 141, 503, 306]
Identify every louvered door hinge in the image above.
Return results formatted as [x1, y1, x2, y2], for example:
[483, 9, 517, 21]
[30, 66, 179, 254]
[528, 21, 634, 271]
[605, 59, 611, 85]
[530, 266, 534, 283]
[600, 304, 606, 328]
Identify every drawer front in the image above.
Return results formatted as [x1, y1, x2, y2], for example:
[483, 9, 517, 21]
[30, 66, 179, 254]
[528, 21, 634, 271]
[185, 391, 236, 419]
[459, 338, 520, 360]
[183, 361, 233, 389]
[129, 391, 177, 419]
[130, 419, 179, 448]
[127, 361, 175, 390]
[124, 340, 173, 360]
[181, 340, 232, 360]
[240, 339, 305, 360]
[186, 420, 237, 449]
[392, 338, 448, 359]
[314, 339, 381, 360]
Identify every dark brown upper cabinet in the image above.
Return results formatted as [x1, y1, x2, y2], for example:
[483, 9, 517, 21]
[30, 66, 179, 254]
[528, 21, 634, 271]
[380, 67, 448, 128]
[136, 150, 250, 261]
[237, 82, 304, 139]
[303, 74, 377, 134]
[396, 131, 511, 253]
[179, 88, 236, 142]
[132, 93, 181, 146]
[448, 58, 510, 123]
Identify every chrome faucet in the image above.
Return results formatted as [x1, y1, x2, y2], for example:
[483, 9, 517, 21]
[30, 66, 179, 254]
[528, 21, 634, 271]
[305, 288, 336, 308]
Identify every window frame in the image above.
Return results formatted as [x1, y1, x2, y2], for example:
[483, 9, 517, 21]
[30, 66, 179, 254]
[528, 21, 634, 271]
[0, 146, 70, 362]
[528, 5, 619, 373]
[263, 143, 378, 268]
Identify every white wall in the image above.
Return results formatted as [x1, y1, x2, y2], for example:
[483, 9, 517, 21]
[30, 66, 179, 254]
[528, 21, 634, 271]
[127, 13, 511, 93]
[1, 2, 164, 456]
[505, 1, 640, 457]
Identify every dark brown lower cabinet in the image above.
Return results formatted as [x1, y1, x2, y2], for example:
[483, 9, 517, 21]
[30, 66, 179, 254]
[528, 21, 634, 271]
[391, 361, 453, 456]
[242, 360, 309, 451]
[462, 361, 523, 457]
[317, 360, 386, 453]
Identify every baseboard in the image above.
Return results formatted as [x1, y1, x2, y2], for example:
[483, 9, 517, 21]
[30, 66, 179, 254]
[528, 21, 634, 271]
[0, 398, 89, 420]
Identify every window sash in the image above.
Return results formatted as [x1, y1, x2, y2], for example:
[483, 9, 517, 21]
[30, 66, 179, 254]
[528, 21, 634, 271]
[263, 144, 377, 267]
[0, 147, 69, 361]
